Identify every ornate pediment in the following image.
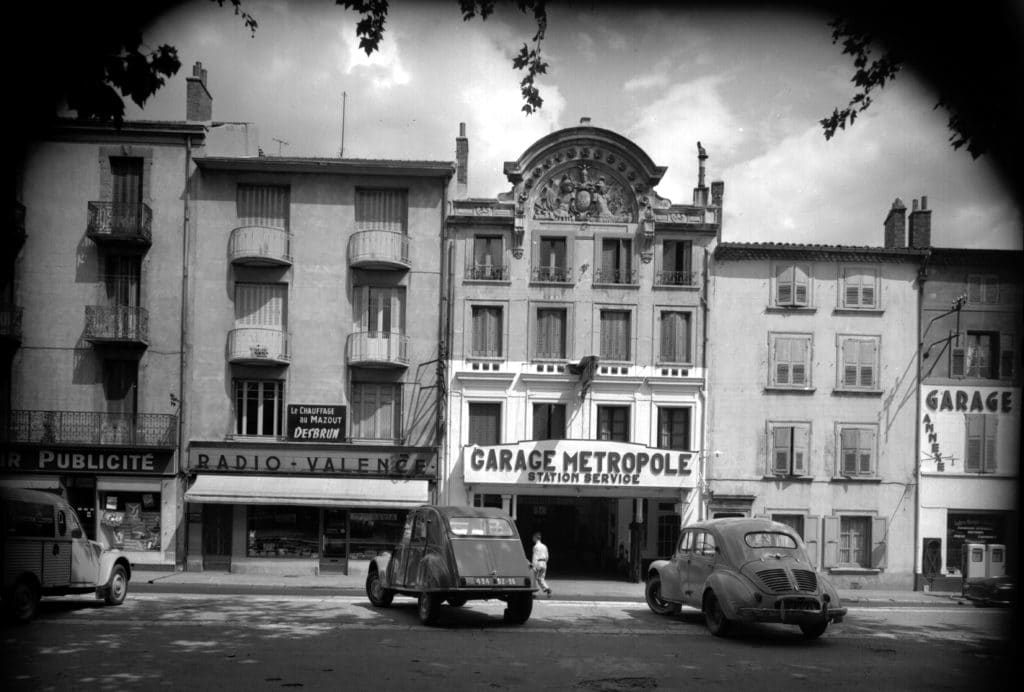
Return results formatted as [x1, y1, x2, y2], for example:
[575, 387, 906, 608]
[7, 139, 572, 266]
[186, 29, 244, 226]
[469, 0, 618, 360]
[531, 161, 634, 222]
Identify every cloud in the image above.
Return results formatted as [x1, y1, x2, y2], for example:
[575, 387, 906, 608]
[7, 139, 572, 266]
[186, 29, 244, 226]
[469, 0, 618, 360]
[623, 73, 670, 92]
[339, 24, 411, 88]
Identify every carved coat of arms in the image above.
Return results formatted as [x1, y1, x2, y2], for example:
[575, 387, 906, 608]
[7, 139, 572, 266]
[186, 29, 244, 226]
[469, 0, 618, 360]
[533, 164, 631, 222]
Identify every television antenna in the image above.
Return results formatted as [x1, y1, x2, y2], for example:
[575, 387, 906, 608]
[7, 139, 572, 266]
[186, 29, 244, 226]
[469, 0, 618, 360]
[272, 138, 289, 155]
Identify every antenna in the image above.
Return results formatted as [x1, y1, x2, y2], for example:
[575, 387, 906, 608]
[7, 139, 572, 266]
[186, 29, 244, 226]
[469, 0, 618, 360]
[340, 91, 347, 158]
[272, 138, 289, 155]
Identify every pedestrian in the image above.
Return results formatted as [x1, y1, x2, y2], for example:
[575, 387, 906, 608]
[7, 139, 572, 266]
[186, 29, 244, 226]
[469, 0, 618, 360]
[532, 531, 552, 597]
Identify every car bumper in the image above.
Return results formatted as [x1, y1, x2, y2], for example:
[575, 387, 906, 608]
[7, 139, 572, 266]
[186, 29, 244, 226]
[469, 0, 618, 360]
[736, 606, 847, 624]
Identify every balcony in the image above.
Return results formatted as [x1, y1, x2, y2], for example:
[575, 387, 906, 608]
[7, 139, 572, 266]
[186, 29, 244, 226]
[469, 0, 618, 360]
[4, 410, 177, 448]
[227, 327, 291, 365]
[346, 331, 410, 368]
[531, 266, 572, 283]
[0, 304, 23, 345]
[84, 305, 149, 347]
[348, 230, 411, 270]
[228, 226, 293, 266]
[87, 202, 153, 248]
[593, 268, 637, 285]
[465, 264, 510, 281]
[8, 200, 26, 253]
[655, 270, 696, 287]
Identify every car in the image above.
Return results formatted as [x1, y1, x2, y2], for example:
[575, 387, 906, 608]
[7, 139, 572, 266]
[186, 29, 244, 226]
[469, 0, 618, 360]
[365, 505, 536, 626]
[962, 575, 1015, 608]
[645, 517, 847, 638]
[1, 486, 132, 623]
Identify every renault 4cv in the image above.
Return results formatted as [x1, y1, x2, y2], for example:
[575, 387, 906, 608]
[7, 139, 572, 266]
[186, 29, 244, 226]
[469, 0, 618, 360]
[366, 505, 536, 625]
[645, 517, 847, 638]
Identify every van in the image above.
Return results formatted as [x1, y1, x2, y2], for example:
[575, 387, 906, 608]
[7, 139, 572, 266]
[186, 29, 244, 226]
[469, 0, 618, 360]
[1, 486, 131, 622]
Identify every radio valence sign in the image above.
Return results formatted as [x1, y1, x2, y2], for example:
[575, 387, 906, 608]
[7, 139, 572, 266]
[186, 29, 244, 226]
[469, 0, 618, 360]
[287, 405, 345, 442]
[463, 440, 695, 489]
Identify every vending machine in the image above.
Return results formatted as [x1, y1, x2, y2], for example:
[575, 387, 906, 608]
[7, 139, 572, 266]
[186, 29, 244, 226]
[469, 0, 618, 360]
[961, 543, 987, 580]
[985, 544, 1006, 577]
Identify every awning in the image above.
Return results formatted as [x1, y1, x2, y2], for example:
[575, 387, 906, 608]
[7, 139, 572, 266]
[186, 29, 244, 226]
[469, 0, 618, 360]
[184, 474, 429, 508]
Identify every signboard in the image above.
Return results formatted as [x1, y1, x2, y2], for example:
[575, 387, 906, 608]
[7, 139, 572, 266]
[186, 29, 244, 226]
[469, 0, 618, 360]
[188, 444, 436, 479]
[287, 404, 346, 442]
[919, 386, 1020, 472]
[463, 440, 695, 489]
[0, 446, 175, 475]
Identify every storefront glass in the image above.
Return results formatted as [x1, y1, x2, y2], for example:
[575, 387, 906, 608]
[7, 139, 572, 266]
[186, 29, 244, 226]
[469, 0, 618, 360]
[946, 512, 1007, 573]
[349, 510, 406, 559]
[246, 506, 320, 558]
[99, 491, 162, 551]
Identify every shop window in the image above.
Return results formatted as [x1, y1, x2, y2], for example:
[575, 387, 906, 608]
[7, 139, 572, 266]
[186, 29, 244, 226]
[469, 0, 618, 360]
[768, 422, 810, 477]
[966, 274, 999, 304]
[657, 407, 691, 450]
[246, 506, 319, 558]
[838, 425, 877, 477]
[535, 307, 567, 359]
[597, 406, 629, 442]
[823, 515, 887, 569]
[769, 332, 811, 388]
[350, 382, 401, 441]
[349, 510, 407, 559]
[837, 336, 879, 390]
[99, 491, 161, 551]
[356, 188, 408, 233]
[532, 403, 566, 440]
[841, 266, 879, 309]
[772, 263, 811, 307]
[468, 402, 501, 445]
[658, 311, 692, 364]
[237, 184, 290, 230]
[234, 379, 285, 437]
[600, 309, 631, 361]
[471, 305, 504, 358]
[965, 413, 999, 473]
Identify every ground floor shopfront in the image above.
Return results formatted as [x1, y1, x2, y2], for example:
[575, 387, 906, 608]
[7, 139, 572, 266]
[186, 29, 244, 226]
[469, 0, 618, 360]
[457, 440, 698, 581]
[0, 444, 180, 568]
[183, 442, 437, 576]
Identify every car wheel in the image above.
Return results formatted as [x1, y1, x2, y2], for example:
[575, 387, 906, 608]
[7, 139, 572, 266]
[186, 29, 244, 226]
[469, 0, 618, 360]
[418, 592, 441, 626]
[799, 621, 829, 639]
[703, 590, 732, 637]
[503, 592, 533, 624]
[4, 579, 40, 624]
[645, 574, 682, 616]
[446, 596, 467, 607]
[365, 570, 394, 607]
[104, 564, 129, 606]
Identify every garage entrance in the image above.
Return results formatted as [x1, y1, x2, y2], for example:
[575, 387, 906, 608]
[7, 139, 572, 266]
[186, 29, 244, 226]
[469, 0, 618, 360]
[515, 496, 618, 577]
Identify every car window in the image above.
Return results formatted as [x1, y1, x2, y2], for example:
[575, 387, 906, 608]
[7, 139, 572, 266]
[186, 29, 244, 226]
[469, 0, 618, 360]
[694, 531, 717, 557]
[401, 514, 414, 542]
[412, 514, 428, 543]
[66, 509, 83, 537]
[448, 517, 515, 537]
[677, 530, 695, 555]
[4, 500, 55, 538]
[744, 532, 798, 549]
[57, 510, 67, 537]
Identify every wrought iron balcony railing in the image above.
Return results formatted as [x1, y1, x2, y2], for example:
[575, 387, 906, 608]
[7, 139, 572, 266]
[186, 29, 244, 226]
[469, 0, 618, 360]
[87, 202, 153, 246]
[655, 270, 696, 286]
[465, 264, 510, 281]
[531, 266, 572, 283]
[593, 268, 637, 285]
[84, 305, 149, 345]
[227, 327, 291, 365]
[4, 410, 177, 448]
[348, 230, 411, 270]
[346, 331, 410, 367]
[0, 304, 23, 341]
[228, 226, 293, 266]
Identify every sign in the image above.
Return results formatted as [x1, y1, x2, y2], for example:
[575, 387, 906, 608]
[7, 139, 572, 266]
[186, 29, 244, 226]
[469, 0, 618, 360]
[463, 440, 695, 489]
[287, 404, 346, 442]
[188, 444, 436, 479]
[0, 446, 175, 475]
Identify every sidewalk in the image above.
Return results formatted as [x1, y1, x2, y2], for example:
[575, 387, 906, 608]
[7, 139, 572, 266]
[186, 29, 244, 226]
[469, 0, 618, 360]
[128, 567, 966, 606]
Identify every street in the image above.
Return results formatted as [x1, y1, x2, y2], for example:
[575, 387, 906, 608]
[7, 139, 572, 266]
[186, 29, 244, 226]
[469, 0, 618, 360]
[2, 591, 1017, 691]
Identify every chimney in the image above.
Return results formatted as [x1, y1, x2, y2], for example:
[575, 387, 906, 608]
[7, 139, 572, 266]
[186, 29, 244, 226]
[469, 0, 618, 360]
[186, 61, 212, 122]
[455, 122, 468, 199]
[579, 116, 592, 125]
[908, 196, 932, 248]
[883, 198, 907, 248]
[693, 141, 709, 206]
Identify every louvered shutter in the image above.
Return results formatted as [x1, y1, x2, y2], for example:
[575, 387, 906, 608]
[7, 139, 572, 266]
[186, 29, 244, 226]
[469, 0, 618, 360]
[237, 185, 289, 229]
[356, 189, 407, 233]
[842, 339, 858, 387]
[965, 413, 983, 472]
[859, 428, 875, 474]
[235, 283, 285, 327]
[870, 517, 888, 569]
[804, 516, 821, 567]
[793, 265, 809, 306]
[860, 340, 877, 387]
[983, 416, 998, 473]
[999, 333, 1014, 379]
[792, 425, 808, 475]
[776, 265, 793, 305]
[982, 276, 999, 304]
[469, 404, 500, 445]
[111, 158, 143, 205]
[967, 275, 983, 303]
[772, 426, 791, 474]
[602, 240, 617, 279]
[950, 331, 966, 378]
[822, 516, 839, 568]
[841, 428, 859, 475]
[791, 338, 807, 385]
[774, 338, 790, 385]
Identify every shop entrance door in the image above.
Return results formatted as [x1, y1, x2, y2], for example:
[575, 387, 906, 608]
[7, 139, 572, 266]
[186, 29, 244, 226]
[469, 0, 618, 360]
[202, 504, 233, 571]
[320, 509, 349, 573]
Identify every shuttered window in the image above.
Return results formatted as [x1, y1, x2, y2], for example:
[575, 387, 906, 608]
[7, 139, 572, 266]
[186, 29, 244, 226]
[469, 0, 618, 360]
[235, 283, 286, 327]
[353, 286, 405, 335]
[356, 189, 407, 233]
[659, 311, 691, 363]
[775, 264, 810, 306]
[600, 310, 631, 361]
[532, 403, 566, 440]
[600, 238, 632, 283]
[657, 408, 691, 451]
[965, 414, 998, 473]
[468, 403, 501, 445]
[839, 516, 871, 567]
[842, 267, 878, 308]
[770, 333, 811, 387]
[839, 336, 879, 389]
[535, 308, 566, 359]
[105, 255, 141, 306]
[350, 383, 401, 441]
[237, 185, 290, 229]
[471, 305, 503, 358]
[966, 274, 999, 304]
[597, 406, 629, 442]
[659, 239, 692, 285]
[234, 379, 284, 437]
[110, 157, 143, 206]
[769, 423, 809, 476]
[839, 426, 877, 476]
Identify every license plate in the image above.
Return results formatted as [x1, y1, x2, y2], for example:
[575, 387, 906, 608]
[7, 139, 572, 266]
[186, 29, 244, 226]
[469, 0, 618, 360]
[471, 577, 518, 586]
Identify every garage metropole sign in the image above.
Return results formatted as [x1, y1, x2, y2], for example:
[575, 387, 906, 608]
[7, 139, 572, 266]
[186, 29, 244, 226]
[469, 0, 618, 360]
[463, 440, 695, 489]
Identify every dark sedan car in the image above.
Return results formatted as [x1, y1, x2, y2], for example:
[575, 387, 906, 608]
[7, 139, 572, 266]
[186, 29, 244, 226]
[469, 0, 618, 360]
[365, 505, 536, 625]
[963, 575, 1016, 607]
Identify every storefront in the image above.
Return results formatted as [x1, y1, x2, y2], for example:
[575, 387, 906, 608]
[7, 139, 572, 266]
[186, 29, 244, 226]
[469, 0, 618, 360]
[461, 440, 698, 579]
[0, 445, 178, 567]
[184, 442, 436, 575]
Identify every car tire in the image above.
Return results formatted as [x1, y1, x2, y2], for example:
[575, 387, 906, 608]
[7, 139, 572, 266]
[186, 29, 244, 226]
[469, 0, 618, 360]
[366, 570, 394, 608]
[4, 579, 40, 624]
[799, 621, 828, 639]
[645, 574, 682, 616]
[503, 592, 533, 624]
[103, 564, 129, 606]
[446, 596, 467, 607]
[418, 592, 441, 625]
[703, 590, 732, 637]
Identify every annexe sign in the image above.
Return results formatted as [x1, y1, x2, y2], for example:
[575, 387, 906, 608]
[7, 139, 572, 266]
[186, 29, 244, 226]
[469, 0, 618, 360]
[188, 444, 436, 479]
[463, 440, 695, 489]
[287, 404, 346, 442]
[0, 446, 175, 475]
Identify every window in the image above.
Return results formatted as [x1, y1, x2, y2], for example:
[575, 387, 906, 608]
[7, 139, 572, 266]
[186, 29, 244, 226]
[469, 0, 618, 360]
[768, 423, 809, 476]
[532, 403, 566, 440]
[967, 274, 999, 304]
[658, 239, 693, 285]
[965, 414, 998, 473]
[103, 360, 138, 417]
[234, 379, 284, 437]
[350, 382, 401, 441]
[772, 514, 805, 538]
[99, 491, 161, 551]
[657, 514, 681, 558]
[110, 157, 144, 233]
[105, 255, 140, 307]
[468, 403, 501, 445]
[838, 425, 877, 477]
[600, 310, 631, 361]
[535, 308, 567, 359]
[236, 283, 287, 329]
[471, 305, 503, 358]
[658, 311, 691, 363]
[534, 237, 569, 281]
[773, 264, 810, 307]
[469, 235, 506, 280]
[356, 189, 407, 233]
[952, 331, 1015, 380]
[769, 333, 811, 388]
[841, 266, 878, 309]
[597, 238, 633, 284]
[246, 506, 319, 558]
[657, 407, 691, 450]
[597, 406, 629, 441]
[354, 286, 404, 336]
[839, 516, 870, 567]
[237, 184, 289, 229]
[823, 515, 886, 569]
[838, 336, 879, 390]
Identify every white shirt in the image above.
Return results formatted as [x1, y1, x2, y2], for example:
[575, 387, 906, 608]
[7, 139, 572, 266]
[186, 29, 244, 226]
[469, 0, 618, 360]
[532, 540, 549, 564]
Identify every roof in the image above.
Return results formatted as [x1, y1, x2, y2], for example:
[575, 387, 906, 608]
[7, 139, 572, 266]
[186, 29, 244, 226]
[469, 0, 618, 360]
[195, 156, 455, 178]
[715, 242, 927, 263]
[49, 117, 207, 137]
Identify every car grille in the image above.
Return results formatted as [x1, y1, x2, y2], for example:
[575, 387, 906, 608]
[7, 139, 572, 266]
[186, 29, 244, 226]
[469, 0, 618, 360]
[756, 568, 819, 593]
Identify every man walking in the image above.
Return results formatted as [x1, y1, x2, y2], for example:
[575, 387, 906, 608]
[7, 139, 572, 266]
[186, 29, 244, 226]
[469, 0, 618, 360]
[532, 532, 552, 597]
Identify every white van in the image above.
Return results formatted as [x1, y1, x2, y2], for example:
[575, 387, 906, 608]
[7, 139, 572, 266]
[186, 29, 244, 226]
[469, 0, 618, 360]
[1, 486, 131, 622]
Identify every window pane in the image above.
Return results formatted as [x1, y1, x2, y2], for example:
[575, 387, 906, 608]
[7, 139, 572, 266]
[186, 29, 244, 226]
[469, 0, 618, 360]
[469, 403, 501, 445]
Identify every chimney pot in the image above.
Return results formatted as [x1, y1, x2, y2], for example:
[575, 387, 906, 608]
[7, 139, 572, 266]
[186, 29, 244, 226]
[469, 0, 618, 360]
[186, 61, 213, 122]
[912, 198, 919, 211]
[908, 193, 932, 249]
[459, 122, 466, 137]
[580, 117, 591, 125]
[455, 123, 469, 199]
[921, 195, 928, 210]
[883, 197, 908, 248]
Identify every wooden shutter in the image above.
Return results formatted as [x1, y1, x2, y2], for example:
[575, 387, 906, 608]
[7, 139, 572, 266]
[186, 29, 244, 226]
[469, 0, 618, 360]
[793, 265, 809, 305]
[859, 428, 875, 474]
[967, 275, 983, 303]
[776, 265, 793, 304]
[841, 339, 858, 387]
[965, 413, 983, 472]
[841, 428, 859, 475]
[235, 283, 285, 327]
[982, 276, 999, 304]
[791, 338, 807, 385]
[469, 403, 500, 445]
[661, 312, 689, 362]
[860, 340, 877, 387]
[537, 309, 564, 359]
[104, 360, 138, 415]
[804, 516, 821, 567]
[871, 517, 888, 569]
[950, 331, 966, 378]
[601, 311, 629, 360]
[772, 426, 791, 474]
[999, 333, 1014, 379]
[237, 185, 289, 229]
[822, 516, 839, 568]
[356, 189, 407, 233]
[792, 425, 808, 475]
[110, 157, 143, 205]
[983, 415, 998, 473]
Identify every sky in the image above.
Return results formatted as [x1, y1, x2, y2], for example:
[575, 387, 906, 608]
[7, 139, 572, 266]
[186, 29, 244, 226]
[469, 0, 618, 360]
[124, 0, 1021, 250]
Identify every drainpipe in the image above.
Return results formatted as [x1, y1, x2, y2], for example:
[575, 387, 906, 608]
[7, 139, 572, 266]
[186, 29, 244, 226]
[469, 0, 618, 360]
[175, 133, 193, 571]
[699, 247, 711, 521]
[437, 179, 452, 505]
[913, 249, 931, 590]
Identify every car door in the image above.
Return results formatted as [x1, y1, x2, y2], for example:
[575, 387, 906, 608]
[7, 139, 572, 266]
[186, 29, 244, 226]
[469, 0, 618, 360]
[387, 513, 415, 587]
[67, 507, 101, 587]
[684, 530, 717, 600]
[403, 510, 428, 587]
[660, 529, 693, 602]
